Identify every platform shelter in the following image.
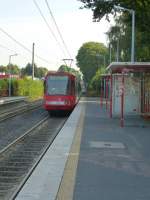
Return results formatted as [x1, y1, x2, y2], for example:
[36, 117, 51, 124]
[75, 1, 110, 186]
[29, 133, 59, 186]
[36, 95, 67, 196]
[100, 62, 150, 126]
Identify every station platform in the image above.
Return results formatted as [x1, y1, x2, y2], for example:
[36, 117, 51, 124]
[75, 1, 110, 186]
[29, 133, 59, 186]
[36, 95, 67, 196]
[15, 97, 150, 200]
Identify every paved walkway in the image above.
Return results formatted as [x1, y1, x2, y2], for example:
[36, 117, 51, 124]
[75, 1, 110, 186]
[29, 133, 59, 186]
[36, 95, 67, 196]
[58, 97, 150, 200]
[15, 97, 150, 200]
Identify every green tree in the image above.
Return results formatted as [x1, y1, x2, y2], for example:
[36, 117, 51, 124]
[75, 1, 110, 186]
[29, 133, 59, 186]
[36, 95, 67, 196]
[36, 67, 48, 78]
[58, 65, 70, 72]
[89, 67, 106, 94]
[79, 0, 150, 23]
[76, 42, 108, 83]
[0, 65, 20, 75]
[58, 65, 82, 80]
[21, 63, 48, 78]
[0, 65, 7, 73]
[21, 63, 33, 76]
[79, 0, 150, 62]
[7, 64, 20, 75]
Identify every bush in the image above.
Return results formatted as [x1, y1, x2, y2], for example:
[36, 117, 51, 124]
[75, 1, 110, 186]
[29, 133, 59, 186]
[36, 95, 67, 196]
[12, 78, 43, 100]
[0, 79, 8, 96]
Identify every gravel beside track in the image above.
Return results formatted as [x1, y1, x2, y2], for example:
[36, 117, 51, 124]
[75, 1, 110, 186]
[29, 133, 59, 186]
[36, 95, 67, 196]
[0, 107, 47, 151]
[0, 116, 67, 200]
[0, 100, 43, 122]
[0, 101, 27, 114]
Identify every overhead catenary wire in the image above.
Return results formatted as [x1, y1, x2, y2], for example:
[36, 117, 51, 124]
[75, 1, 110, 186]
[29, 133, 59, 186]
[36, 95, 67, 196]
[33, 0, 68, 59]
[0, 27, 52, 65]
[0, 43, 50, 65]
[45, 0, 72, 59]
[0, 44, 17, 55]
[0, 43, 28, 63]
[0, 28, 31, 53]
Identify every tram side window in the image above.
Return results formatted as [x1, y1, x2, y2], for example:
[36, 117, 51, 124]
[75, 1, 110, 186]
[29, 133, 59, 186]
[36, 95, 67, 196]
[70, 80, 75, 95]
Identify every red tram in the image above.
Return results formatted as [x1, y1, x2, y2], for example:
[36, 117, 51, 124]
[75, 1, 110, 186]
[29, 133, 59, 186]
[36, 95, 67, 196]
[43, 71, 81, 115]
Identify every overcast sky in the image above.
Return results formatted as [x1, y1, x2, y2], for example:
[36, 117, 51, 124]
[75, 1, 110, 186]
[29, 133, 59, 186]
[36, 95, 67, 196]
[0, 0, 112, 70]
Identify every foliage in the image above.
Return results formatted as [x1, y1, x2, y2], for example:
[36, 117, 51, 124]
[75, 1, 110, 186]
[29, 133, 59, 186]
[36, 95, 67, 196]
[0, 79, 8, 96]
[0, 78, 43, 100]
[88, 67, 106, 95]
[0, 66, 6, 73]
[79, 0, 150, 62]
[0, 64, 20, 75]
[21, 63, 48, 78]
[76, 42, 108, 83]
[58, 65, 82, 80]
[21, 63, 32, 76]
[12, 78, 43, 100]
[79, 0, 150, 23]
[107, 12, 150, 62]
[7, 64, 20, 75]
[0, 63, 48, 78]
[58, 65, 70, 72]
[36, 67, 48, 78]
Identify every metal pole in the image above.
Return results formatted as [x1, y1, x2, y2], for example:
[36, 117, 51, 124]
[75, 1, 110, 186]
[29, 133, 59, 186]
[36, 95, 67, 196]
[114, 6, 135, 62]
[8, 54, 17, 96]
[8, 56, 11, 97]
[106, 77, 108, 110]
[104, 55, 106, 67]
[110, 74, 113, 118]
[32, 43, 35, 80]
[100, 78, 103, 108]
[120, 73, 125, 127]
[116, 39, 119, 62]
[109, 44, 112, 63]
[104, 78, 106, 101]
[131, 10, 135, 62]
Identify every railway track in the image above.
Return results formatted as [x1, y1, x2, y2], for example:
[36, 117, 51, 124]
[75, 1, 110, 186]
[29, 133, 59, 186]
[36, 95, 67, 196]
[0, 100, 42, 122]
[0, 115, 67, 200]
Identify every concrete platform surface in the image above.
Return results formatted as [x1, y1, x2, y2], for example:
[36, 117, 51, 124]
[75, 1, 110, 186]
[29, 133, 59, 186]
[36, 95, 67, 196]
[0, 96, 26, 105]
[15, 100, 84, 200]
[15, 97, 150, 200]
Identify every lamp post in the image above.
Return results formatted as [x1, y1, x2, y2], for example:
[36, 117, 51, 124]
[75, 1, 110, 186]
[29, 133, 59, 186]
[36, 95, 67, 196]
[109, 43, 112, 63]
[8, 54, 18, 96]
[114, 5, 135, 62]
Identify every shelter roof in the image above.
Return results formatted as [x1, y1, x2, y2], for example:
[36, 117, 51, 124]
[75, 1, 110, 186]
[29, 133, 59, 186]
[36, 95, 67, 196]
[107, 62, 150, 73]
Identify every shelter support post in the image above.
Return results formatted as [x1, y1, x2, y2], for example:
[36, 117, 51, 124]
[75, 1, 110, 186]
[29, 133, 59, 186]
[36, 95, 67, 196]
[100, 78, 103, 108]
[103, 78, 106, 108]
[120, 73, 125, 127]
[110, 74, 113, 118]
[106, 77, 108, 110]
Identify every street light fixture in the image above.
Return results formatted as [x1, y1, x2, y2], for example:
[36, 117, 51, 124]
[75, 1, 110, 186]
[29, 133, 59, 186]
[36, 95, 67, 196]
[114, 5, 135, 62]
[8, 53, 18, 96]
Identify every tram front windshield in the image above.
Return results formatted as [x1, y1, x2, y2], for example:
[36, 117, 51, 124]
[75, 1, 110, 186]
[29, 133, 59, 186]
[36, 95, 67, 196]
[47, 75, 69, 95]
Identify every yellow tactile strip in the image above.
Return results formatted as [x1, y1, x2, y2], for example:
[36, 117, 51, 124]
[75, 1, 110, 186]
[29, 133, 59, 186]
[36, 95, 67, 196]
[56, 103, 86, 200]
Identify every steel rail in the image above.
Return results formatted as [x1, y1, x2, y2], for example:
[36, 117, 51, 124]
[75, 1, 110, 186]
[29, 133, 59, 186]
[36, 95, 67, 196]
[11, 117, 66, 200]
[0, 101, 42, 122]
[0, 115, 67, 200]
[0, 116, 49, 156]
